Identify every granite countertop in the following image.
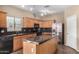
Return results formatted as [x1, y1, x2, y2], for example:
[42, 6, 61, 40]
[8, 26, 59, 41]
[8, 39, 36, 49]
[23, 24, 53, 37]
[0, 33, 35, 38]
[23, 35, 53, 45]
[0, 33, 36, 41]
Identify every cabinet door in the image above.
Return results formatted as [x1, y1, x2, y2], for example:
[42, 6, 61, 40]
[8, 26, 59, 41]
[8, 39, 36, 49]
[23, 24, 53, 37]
[23, 17, 35, 28]
[23, 42, 36, 54]
[23, 17, 27, 27]
[27, 19, 34, 27]
[0, 12, 6, 27]
[41, 21, 52, 28]
[13, 36, 22, 51]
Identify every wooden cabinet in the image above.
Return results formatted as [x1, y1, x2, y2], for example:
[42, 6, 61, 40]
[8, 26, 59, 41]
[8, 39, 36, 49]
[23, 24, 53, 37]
[0, 11, 7, 27]
[23, 38, 58, 54]
[23, 17, 35, 28]
[46, 21, 52, 27]
[13, 34, 36, 51]
[23, 17, 41, 28]
[13, 35, 28, 51]
[23, 17, 52, 28]
[39, 21, 42, 27]
[36, 39, 58, 54]
[13, 36, 23, 51]
[26, 19, 34, 27]
[23, 42, 36, 54]
[41, 20, 52, 28]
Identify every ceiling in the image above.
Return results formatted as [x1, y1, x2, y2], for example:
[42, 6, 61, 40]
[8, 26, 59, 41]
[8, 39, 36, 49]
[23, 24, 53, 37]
[14, 5, 71, 17]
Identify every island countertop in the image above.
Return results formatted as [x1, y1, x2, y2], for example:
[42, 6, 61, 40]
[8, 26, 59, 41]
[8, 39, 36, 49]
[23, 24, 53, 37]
[23, 35, 56, 45]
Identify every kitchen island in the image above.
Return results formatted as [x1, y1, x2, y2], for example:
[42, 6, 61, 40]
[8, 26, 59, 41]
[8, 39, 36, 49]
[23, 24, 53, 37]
[23, 35, 58, 54]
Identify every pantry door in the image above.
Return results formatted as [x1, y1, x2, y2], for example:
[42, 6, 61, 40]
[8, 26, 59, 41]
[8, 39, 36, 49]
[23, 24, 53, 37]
[66, 15, 77, 50]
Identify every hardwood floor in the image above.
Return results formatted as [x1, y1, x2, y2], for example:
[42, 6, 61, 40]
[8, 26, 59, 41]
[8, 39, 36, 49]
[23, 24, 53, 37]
[11, 49, 23, 54]
[11, 44, 79, 54]
[56, 44, 79, 54]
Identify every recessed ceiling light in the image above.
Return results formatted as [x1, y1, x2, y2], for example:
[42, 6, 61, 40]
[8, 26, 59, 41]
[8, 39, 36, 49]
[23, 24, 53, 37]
[40, 13, 44, 16]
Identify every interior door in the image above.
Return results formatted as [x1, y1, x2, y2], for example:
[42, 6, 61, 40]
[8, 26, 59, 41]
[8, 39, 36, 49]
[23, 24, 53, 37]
[66, 15, 77, 50]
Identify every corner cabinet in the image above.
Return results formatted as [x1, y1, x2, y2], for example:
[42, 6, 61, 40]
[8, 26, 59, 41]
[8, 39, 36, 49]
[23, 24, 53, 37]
[0, 11, 7, 28]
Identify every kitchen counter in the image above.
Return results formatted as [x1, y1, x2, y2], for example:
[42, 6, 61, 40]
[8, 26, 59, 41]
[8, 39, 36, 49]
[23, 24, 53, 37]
[0, 32, 36, 53]
[23, 35, 55, 45]
[23, 35, 58, 54]
[0, 33, 35, 38]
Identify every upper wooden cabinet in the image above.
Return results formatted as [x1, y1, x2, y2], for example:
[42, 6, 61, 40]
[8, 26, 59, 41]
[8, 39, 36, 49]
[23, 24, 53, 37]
[0, 11, 7, 27]
[41, 20, 52, 28]
[23, 17, 53, 28]
[23, 17, 35, 28]
[23, 17, 40, 28]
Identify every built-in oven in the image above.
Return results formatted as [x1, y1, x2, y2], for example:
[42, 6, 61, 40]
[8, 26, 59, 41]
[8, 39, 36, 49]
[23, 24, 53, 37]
[0, 35, 13, 54]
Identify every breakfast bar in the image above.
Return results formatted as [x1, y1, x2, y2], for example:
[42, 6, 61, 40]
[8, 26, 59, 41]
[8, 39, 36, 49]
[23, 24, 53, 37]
[23, 35, 58, 54]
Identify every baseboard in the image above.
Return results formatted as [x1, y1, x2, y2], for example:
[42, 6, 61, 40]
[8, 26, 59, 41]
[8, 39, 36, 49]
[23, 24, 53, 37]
[76, 49, 79, 52]
[64, 44, 79, 52]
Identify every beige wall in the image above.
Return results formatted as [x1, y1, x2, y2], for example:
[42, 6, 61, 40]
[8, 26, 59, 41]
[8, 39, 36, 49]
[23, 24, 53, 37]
[64, 5, 79, 51]
[40, 12, 64, 23]
[0, 5, 34, 18]
[0, 5, 64, 21]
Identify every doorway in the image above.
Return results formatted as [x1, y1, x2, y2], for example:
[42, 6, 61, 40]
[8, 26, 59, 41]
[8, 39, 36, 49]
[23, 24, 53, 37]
[66, 15, 77, 50]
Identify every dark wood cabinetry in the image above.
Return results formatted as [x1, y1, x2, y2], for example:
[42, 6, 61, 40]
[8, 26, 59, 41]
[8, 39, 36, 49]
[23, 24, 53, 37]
[0, 11, 7, 28]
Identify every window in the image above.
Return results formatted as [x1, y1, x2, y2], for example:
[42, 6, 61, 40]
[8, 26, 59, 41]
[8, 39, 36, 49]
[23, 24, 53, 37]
[7, 16, 22, 31]
[15, 17, 22, 31]
[7, 16, 15, 31]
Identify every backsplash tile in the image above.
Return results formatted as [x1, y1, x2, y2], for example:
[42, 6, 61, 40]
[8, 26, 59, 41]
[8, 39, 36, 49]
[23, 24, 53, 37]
[0, 27, 52, 36]
[22, 28, 34, 33]
[22, 27, 52, 33]
[40, 28, 52, 32]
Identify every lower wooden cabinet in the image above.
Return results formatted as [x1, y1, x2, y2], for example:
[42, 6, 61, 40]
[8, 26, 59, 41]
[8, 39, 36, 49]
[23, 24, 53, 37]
[36, 39, 58, 54]
[13, 36, 23, 51]
[23, 42, 36, 54]
[13, 34, 36, 52]
[23, 38, 58, 54]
